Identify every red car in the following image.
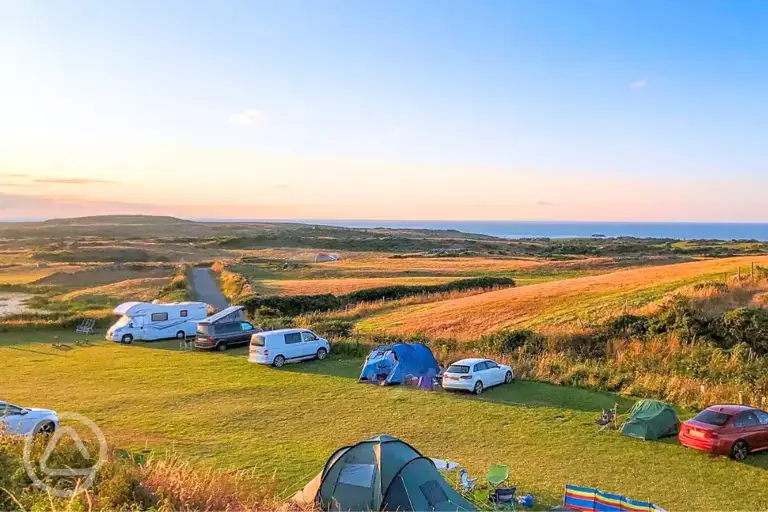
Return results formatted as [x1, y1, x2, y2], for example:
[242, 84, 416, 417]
[679, 405, 768, 460]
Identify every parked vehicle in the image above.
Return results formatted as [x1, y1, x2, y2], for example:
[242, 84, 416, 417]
[679, 405, 768, 460]
[442, 358, 514, 394]
[194, 305, 260, 351]
[107, 301, 209, 343]
[1, 401, 58, 436]
[248, 328, 330, 367]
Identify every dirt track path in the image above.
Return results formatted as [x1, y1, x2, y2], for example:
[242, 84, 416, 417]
[190, 268, 229, 310]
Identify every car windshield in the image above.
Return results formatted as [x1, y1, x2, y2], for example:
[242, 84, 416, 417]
[447, 365, 470, 374]
[196, 324, 210, 336]
[251, 334, 266, 346]
[114, 315, 131, 328]
[693, 410, 731, 426]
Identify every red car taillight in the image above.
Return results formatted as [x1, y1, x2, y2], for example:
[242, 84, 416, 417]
[460, 375, 473, 380]
[704, 431, 719, 440]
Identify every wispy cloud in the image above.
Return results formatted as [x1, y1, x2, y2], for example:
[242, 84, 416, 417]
[0, 173, 31, 178]
[537, 201, 554, 206]
[0, 182, 32, 187]
[34, 177, 116, 184]
[629, 79, 647, 89]
[229, 109, 267, 126]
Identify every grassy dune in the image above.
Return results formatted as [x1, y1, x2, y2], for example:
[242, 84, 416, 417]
[359, 256, 768, 340]
[3, 331, 768, 510]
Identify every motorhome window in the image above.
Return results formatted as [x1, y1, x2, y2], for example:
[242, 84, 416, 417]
[114, 316, 131, 328]
[302, 331, 318, 342]
[285, 332, 302, 344]
[180, 310, 188, 317]
[151, 313, 168, 322]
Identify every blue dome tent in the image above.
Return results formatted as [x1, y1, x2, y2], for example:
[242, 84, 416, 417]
[359, 343, 441, 385]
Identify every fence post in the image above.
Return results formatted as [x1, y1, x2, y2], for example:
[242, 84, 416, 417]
[752, 262, 756, 282]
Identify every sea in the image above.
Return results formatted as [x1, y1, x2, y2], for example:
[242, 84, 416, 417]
[295, 220, 768, 241]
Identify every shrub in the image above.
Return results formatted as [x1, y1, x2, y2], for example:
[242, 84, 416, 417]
[722, 307, 768, 355]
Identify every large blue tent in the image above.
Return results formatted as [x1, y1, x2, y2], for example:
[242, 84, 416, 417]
[358, 343, 441, 385]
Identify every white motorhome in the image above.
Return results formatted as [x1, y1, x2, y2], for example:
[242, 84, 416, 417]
[107, 301, 209, 343]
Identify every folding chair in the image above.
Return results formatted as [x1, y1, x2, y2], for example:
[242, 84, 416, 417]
[459, 469, 477, 495]
[486, 464, 509, 489]
[596, 403, 619, 432]
[489, 486, 517, 510]
[75, 318, 96, 341]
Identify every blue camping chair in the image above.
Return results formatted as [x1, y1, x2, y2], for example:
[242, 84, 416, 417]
[459, 469, 477, 495]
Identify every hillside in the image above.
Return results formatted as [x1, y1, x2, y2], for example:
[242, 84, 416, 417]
[358, 255, 768, 340]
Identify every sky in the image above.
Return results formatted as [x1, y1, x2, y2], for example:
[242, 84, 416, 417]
[1, 0, 767, 222]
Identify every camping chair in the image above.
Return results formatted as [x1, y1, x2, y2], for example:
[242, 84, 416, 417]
[486, 464, 510, 489]
[596, 403, 619, 432]
[489, 486, 517, 510]
[459, 469, 477, 495]
[75, 318, 96, 341]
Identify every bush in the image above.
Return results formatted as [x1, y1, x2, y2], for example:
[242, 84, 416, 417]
[722, 308, 768, 355]
[242, 277, 515, 318]
[480, 329, 540, 354]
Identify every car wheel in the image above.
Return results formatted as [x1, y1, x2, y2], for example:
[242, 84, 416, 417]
[36, 421, 55, 436]
[505, 371, 513, 384]
[474, 381, 484, 395]
[316, 348, 328, 360]
[731, 441, 749, 461]
[176, 330, 186, 340]
[273, 355, 286, 368]
[217, 342, 228, 352]
[121, 334, 133, 344]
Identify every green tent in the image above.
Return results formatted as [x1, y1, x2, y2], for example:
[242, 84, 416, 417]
[620, 399, 679, 440]
[293, 435, 475, 511]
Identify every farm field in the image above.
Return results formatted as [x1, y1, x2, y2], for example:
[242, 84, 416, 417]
[359, 255, 768, 340]
[3, 331, 768, 511]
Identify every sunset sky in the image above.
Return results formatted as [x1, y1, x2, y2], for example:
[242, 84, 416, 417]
[1, 1, 767, 221]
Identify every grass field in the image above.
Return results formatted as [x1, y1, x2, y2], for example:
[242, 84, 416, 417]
[260, 276, 464, 295]
[3, 331, 768, 510]
[53, 277, 173, 302]
[0, 265, 82, 285]
[359, 255, 768, 340]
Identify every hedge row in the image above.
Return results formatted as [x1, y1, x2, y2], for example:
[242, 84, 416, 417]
[242, 276, 515, 317]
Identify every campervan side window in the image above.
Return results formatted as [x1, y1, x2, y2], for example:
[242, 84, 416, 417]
[151, 312, 168, 322]
[285, 332, 302, 344]
[180, 310, 188, 317]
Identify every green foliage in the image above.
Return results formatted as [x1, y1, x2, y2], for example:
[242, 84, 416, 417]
[242, 277, 515, 317]
[722, 308, 768, 355]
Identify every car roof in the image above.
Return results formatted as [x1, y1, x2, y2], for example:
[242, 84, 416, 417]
[705, 404, 758, 414]
[259, 328, 308, 336]
[450, 358, 491, 365]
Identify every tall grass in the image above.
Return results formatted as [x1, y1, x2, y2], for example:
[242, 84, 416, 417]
[0, 433, 284, 511]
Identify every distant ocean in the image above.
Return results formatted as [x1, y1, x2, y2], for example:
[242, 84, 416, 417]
[296, 220, 768, 241]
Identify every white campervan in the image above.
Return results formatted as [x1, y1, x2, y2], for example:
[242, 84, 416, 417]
[107, 301, 209, 343]
[248, 328, 330, 367]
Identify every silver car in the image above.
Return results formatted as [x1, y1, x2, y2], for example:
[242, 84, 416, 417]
[1, 401, 58, 436]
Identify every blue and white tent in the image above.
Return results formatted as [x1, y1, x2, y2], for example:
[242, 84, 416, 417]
[359, 343, 441, 385]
